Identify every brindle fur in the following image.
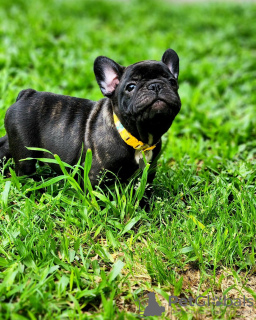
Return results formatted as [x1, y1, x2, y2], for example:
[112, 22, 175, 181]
[0, 49, 181, 191]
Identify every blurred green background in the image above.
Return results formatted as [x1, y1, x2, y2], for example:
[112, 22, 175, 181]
[1, 0, 256, 318]
[0, 0, 255, 163]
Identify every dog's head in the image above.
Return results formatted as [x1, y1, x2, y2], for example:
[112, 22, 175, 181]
[94, 49, 181, 144]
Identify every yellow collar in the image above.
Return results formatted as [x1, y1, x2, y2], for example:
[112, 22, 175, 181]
[113, 112, 156, 151]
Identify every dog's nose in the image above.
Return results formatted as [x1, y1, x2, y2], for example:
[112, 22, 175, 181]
[148, 82, 162, 93]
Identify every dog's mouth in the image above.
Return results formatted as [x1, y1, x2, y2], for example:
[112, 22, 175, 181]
[150, 99, 168, 112]
[133, 96, 180, 119]
[148, 98, 174, 116]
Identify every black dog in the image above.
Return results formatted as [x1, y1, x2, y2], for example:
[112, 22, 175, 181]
[0, 49, 181, 189]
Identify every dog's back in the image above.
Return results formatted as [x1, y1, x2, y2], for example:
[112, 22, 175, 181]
[1, 89, 96, 175]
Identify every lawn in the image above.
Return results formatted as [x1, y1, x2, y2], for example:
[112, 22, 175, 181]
[0, 0, 256, 319]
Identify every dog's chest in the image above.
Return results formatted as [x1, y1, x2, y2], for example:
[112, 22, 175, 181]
[134, 149, 153, 165]
[134, 134, 154, 166]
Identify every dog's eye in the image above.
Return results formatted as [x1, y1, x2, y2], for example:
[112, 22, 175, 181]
[126, 84, 136, 92]
[169, 78, 177, 87]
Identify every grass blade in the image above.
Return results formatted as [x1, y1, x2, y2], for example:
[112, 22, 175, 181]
[28, 175, 67, 191]
[1, 180, 11, 208]
[108, 260, 125, 282]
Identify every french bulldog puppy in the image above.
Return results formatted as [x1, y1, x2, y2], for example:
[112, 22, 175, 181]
[0, 49, 181, 190]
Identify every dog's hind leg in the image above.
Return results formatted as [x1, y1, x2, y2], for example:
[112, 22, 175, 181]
[8, 135, 38, 176]
[0, 135, 11, 163]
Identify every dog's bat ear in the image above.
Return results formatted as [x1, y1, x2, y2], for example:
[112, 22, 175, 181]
[161, 49, 179, 79]
[94, 56, 124, 97]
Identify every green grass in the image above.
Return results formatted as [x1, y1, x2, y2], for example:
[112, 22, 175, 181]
[0, 0, 256, 319]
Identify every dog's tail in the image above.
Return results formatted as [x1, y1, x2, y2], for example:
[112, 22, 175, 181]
[0, 135, 11, 163]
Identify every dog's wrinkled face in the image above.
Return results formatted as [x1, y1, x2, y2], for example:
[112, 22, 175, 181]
[118, 61, 180, 117]
[94, 49, 181, 143]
